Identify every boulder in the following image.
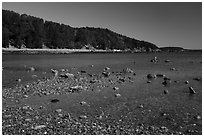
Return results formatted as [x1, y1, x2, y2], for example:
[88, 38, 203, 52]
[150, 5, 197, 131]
[113, 87, 119, 90]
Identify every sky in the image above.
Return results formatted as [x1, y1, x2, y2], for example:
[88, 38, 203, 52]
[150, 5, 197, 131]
[2, 2, 202, 49]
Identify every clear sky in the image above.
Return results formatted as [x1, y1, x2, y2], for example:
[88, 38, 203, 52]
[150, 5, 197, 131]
[2, 2, 202, 49]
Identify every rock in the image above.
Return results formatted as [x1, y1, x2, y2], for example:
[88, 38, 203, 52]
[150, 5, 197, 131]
[193, 77, 202, 81]
[102, 71, 110, 77]
[22, 105, 30, 110]
[51, 99, 60, 103]
[60, 69, 66, 72]
[147, 74, 156, 79]
[189, 87, 196, 94]
[91, 65, 94, 67]
[80, 101, 88, 105]
[80, 70, 86, 73]
[104, 67, 110, 71]
[185, 81, 189, 84]
[32, 75, 37, 78]
[25, 118, 32, 122]
[70, 85, 83, 93]
[156, 74, 165, 78]
[33, 125, 46, 130]
[60, 73, 74, 78]
[51, 69, 58, 76]
[165, 60, 171, 63]
[170, 67, 176, 71]
[138, 104, 144, 108]
[194, 115, 201, 120]
[115, 93, 121, 97]
[118, 77, 125, 82]
[150, 57, 158, 62]
[55, 109, 62, 113]
[124, 68, 134, 73]
[162, 80, 171, 87]
[113, 87, 119, 90]
[147, 81, 152, 83]
[163, 77, 171, 81]
[16, 78, 21, 82]
[164, 89, 169, 94]
[79, 115, 87, 119]
[29, 67, 35, 71]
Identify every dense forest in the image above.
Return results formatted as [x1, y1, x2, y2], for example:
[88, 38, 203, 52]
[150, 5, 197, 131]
[2, 10, 158, 51]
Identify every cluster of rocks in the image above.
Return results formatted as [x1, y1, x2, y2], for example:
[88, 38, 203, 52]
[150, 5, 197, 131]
[2, 61, 202, 135]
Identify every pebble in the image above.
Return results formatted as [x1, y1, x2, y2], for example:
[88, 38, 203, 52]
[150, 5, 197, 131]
[55, 109, 62, 113]
[113, 87, 119, 90]
[147, 80, 152, 83]
[79, 115, 87, 119]
[51, 99, 60, 103]
[16, 78, 22, 82]
[80, 101, 88, 105]
[147, 74, 156, 79]
[189, 87, 196, 94]
[164, 60, 170, 63]
[163, 89, 169, 94]
[185, 81, 189, 84]
[156, 74, 165, 78]
[194, 115, 201, 120]
[33, 125, 46, 130]
[29, 67, 35, 71]
[115, 93, 121, 97]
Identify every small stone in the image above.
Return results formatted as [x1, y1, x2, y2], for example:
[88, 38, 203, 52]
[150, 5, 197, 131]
[147, 74, 156, 79]
[29, 67, 35, 71]
[51, 99, 60, 103]
[170, 68, 176, 71]
[185, 81, 189, 84]
[16, 78, 21, 82]
[138, 104, 144, 108]
[115, 93, 121, 97]
[165, 60, 170, 63]
[79, 115, 87, 119]
[113, 87, 119, 90]
[156, 74, 165, 78]
[147, 80, 152, 83]
[189, 87, 196, 94]
[22, 105, 30, 110]
[164, 89, 169, 94]
[104, 67, 110, 71]
[80, 70, 86, 73]
[80, 101, 87, 105]
[55, 109, 62, 113]
[194, 115, 201, 120]
[25, 118, 32, 122]
[91, 65, 94, 67]
[33, 125, 46, 130]
[32, 75, 37, 78]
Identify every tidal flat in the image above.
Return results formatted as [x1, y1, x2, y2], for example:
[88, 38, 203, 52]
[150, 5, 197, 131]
[2, 52, 202, 135]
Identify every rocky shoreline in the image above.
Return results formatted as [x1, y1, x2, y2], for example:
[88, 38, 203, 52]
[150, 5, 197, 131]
[2, 62, 202, 135]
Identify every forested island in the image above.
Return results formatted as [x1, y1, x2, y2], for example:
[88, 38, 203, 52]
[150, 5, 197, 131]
[2, 9, 160, 52]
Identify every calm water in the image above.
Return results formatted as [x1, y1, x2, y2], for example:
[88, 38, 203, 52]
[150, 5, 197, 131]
[2, 52, 202, 88]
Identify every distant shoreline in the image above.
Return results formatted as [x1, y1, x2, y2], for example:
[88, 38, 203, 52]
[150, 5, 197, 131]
[2, 48, 201, 54]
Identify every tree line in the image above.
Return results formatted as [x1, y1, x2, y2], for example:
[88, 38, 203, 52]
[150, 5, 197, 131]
[2, 9, 158, 51]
